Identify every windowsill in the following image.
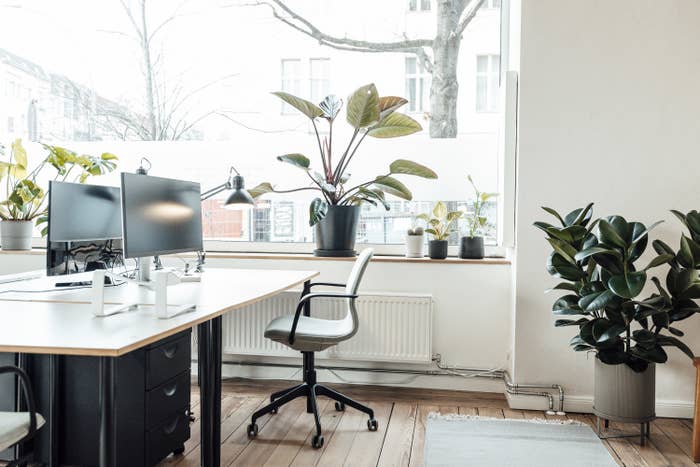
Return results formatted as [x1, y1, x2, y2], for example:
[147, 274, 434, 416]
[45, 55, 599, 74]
[0, 248, 511, 265]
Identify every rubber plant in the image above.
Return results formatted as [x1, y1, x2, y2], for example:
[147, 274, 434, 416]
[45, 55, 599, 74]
[0, 139, 118, 235]
[535, 204, 699, 372]
[249, 83, 438, 225]
[417, 201, 462, 241]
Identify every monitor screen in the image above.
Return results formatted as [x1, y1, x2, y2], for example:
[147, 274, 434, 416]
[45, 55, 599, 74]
[48, 181, 122, 242]
[121, 173, 203, 258]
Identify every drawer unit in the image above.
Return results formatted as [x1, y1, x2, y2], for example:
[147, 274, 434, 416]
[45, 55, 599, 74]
[146, 410, 190, 467]
[146, 370, 191, 429]
[146, 332, 191, 389]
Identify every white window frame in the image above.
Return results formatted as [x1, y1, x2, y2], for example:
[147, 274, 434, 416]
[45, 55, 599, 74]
[485, 0, 501, 9]
[309, 57, 330, 104]
[280, 58, 302, 115]
[405, 56, 430, 113]
[476, 54, 500, 113]
[408, 0, 431, 12]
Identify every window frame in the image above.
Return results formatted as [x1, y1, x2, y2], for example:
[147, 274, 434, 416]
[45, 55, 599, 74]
[404, 56, 430, 113]
[280, 58, 302, 115]
[475, 54, 500, 113]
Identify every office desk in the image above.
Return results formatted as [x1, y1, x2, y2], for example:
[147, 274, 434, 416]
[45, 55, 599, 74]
[0, 268, 318, 467]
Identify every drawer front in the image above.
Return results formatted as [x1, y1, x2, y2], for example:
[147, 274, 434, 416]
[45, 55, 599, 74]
[146, 410, 190, 466]
[146, 333, 191, 389]
[146, 370, 191, 429]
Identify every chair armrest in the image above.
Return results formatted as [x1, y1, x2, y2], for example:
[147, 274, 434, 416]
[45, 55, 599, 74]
[289, 292, 358, 346]
[307, 282, 346, 289]
[0, 366, 39, 440]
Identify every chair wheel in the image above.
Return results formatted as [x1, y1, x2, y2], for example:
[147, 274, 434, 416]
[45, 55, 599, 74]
[172, 446, 185, 455]
[335, 401, 345, 412]
[312, 434, 324, 449]
[271, 407, 278, 414]
[368, 418, 379, 431]
[247, 423, 259, 438]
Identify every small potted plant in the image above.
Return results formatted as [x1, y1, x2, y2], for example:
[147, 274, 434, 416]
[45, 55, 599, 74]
[249, 83, 438, 257]
[417, 202, 462, 259]
[0, 140, 118, 250]
[460, 175, 497, 259]
[405, 226, 425, 258]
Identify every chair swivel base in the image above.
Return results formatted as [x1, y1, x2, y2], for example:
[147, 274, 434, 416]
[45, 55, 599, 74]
[247, 379, 378, 449]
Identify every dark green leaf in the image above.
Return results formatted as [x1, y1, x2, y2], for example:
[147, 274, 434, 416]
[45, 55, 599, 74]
[608, 271, 647, 299]
[373, 176, 412, 200]
[368, 112, 422, 138]
[388, 159, 437, 178]
[541, 207, 565, 226]
[308, 198, 328, 226]
[277, 153, 311, 171]
[346, 83, 380, 128]
[272, 91, 323, 119]
[578, 290, 616, 311]
[599, 219, 628, 249]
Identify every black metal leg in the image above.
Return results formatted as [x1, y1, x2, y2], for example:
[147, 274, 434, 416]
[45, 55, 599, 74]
[315, 384, 375, 419]
[252, 384, 309, 423]
[604, 419, 609, 429]
[198, 317, 222, 467]
[48, 355, 60, 467]
[309, 385, 322, 437]
[271, 384, 305, 402]
[98, 357, 116, 467]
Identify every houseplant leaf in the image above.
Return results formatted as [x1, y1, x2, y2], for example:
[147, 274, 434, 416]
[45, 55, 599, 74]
[308, 198, 328, 226]
[373, 176, 412, 200]
[608, 271, 647, 299]
[598, 219, 628, 249]
[272, 91, 323, 119]
[277, 153, 311, 171]
[346, 83, 380, 128]
[541, 206, 566, 226]
[318, 95, 343, 121]
[367, 112, 422, 138]
[578, 290, 616, 311]
[389, 159, 437, 178]
[248, 182, 273, 199]
[378, 96, 408, 119]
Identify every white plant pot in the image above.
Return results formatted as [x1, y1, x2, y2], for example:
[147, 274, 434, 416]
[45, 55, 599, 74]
[405, 234, 425, 258]
[1, 220, 34, 251]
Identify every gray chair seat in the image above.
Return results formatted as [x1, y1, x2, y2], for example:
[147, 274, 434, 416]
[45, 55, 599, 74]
[0, 412, 46, 451]
[265, 315, 353, 352]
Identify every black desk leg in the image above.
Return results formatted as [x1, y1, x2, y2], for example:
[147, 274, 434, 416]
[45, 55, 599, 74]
[49, 354, 60, 467]
[98, 357, 116, 467]
[198, 316, 222, 467]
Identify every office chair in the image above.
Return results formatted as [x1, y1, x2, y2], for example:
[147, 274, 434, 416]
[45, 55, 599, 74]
[247, 248, 377, 449]
[0, 366, 45, 467]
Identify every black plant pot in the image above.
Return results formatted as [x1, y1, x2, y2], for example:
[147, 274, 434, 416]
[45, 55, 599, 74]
[428, 240, 448, 260]
[459, 236, 484, 259]
[314, 205, 361, 257]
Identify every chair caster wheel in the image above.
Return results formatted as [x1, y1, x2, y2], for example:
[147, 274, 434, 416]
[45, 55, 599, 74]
[335, 401, 346, 412]
[172, 446, 185, 455]
[312, 434, 324, 449]
[271, 407, 278, 414]
[247, 423, 259, 438]
[368, 418, 378, 431]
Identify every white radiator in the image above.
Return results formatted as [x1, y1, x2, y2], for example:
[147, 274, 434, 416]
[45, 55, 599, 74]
[219, 291, 433, 364]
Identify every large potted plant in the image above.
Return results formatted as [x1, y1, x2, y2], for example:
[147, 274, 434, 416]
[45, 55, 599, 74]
[536, 204, 699, 425]
[250, 83, 437, 257]
[0, 140, 118, 250]
[418, 201, 462, 259]
[459, 175, 497, 259]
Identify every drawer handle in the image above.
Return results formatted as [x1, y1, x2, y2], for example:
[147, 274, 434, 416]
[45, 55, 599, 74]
[163, 382, 178, 397]
[163, 417, 179, 435]
[161, 344, 179, 359]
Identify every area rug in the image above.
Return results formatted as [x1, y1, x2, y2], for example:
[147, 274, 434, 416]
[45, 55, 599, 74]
[425, 414, 618, 466]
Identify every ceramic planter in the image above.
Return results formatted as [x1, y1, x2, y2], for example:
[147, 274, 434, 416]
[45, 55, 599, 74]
[314, 205, 360, 257]
[459, 236, 484, 259]
[0, 220, 33, 251]
[405, 234, 425, 258]
[428, 240, 448, 259]
[593, 357, 656, 423]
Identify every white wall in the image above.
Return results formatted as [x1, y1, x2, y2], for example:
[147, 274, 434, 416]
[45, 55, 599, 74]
[512, 0, 700, 416]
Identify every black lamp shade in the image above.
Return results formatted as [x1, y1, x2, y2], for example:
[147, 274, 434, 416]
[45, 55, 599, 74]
[224, 175, 255, 209]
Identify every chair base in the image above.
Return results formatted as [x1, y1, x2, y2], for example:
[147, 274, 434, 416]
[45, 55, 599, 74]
[247, 352, 378, 448]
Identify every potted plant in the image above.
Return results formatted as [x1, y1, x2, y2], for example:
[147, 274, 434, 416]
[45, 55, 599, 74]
[417, 202, 462, 259]
[460, 175, 497, 259]
[0, 140, 118, 250]
[405, 226, 425, 258]
[536, 204, 699, 427]
[249, 83, 437, 257]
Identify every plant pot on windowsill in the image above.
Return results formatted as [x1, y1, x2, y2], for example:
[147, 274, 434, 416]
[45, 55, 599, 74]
[459, 236, 484, 259]
[428, 240, 448, 260]
[314, 205, 360, 257]
[405, 227, 425, 258]
[0, 220, 34, 251]
[593, 358, 656, 423]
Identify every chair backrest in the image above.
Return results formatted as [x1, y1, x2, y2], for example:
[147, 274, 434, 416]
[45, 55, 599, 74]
[343, 248, 373, 338]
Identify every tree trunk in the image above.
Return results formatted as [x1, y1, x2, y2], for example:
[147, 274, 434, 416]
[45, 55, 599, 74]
[140, 0, 157, 140]
[429, 0, 463, 138]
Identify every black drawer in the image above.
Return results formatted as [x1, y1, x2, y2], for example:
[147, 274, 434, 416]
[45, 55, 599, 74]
[146, 332, 191, 389]
[146, 409, 190, 466]
[146, 370, 191, 429]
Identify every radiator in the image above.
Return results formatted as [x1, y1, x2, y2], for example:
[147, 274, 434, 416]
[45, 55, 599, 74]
[219, 291, 433, 364]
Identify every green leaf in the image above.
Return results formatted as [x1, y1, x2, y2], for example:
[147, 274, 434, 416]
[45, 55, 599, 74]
[318, 95, 343, 121]
[546, 252, 586, 281]
[596, 323, 625, 343]
[277, 153, 311, 171]
[11, 139, 27, 173]
[357, 187, 389, 210]
[367, 112, 422, 138]
[608, 271, 647, 299]
[373, 176, 412, 200]
[568, 203, 594, 226]
[643, 254, 674, 271]
[546, 282, 579, 293]
[554, 318, 589, 327]
[578, 290, 616, 311]
[272, 91, 323, 119]
[678, 235, 700, 268]
[631, 220, 663, 245]
[378, 96, 408, 120]
[547, 238, 577, 264]
[541, 206, 565, 226]
[657, 335, 694, 359]
[248, 182, 273, 199]
[598, 219, 628, 249]
[574, 246, 622, 262]
[433, 201, 447, 219]
[346, 83, 380, 128]
[100, 152, 118, 161]
[388, 159, 437, 178]
[309, 198, 328, 226]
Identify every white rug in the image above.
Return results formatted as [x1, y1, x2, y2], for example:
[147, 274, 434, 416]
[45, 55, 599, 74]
[425, 414, 618, 467]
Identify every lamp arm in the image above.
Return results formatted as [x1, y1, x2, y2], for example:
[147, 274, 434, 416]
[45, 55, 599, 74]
[200, 182, 231, 201]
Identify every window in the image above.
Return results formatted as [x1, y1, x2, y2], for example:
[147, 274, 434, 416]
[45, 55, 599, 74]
[7, 117, 14, 133]
[405, 57, 430, 113]
[485, 0, 501, 8]
[476, 54, 500, 113]
[0, 1, 504, 253]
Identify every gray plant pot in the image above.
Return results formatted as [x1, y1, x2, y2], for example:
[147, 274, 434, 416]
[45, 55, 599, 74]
[0, 220, 33, 251]
[428, 240, 448, 259]
[459, 236, 484, 259]
[314, 205, 360, 257]
[593, 358, 656, 423]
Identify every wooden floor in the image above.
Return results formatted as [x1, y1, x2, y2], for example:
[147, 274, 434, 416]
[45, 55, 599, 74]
[155, 378, 698, 467]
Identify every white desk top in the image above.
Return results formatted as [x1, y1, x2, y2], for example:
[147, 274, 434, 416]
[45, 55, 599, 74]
[0, 268, 318, 357]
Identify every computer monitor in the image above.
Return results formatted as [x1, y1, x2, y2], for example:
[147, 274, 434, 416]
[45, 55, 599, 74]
[120, 173, 203, 259]
[48, 181, 122, 242]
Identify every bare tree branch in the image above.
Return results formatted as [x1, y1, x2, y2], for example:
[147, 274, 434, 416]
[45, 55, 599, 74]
[455, 0, 486, 37]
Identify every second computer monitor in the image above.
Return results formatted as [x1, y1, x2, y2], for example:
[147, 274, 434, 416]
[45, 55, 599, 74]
[121, 173, 203, 259]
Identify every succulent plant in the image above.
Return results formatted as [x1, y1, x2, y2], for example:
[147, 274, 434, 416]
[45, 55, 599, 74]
[407, 226, 424, 236]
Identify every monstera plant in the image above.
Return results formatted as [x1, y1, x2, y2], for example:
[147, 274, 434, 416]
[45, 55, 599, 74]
[251, 83, 437, 256]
